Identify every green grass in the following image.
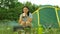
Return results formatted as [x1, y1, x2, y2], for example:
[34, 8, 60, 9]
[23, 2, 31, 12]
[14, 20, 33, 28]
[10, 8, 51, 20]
[0, 20, 60, 34]
[43, 28, 60, 34]
[0, 25, 60, 34]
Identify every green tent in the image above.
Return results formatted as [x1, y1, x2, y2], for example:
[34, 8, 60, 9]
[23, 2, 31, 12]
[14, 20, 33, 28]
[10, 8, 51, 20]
[32, 6, 60, 28]
[32, 6, 60, 34]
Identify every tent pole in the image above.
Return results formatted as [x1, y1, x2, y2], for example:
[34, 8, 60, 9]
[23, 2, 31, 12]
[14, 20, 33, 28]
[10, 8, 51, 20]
[55, 8, 60, 27]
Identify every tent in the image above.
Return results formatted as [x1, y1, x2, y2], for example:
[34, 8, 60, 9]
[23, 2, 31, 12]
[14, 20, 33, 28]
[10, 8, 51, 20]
[32, 6, 60, 34]
[32, 6, 60, 28]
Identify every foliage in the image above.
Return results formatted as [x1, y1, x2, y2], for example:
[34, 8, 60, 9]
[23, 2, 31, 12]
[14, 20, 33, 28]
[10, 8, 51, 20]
[0, 0, 39, 20]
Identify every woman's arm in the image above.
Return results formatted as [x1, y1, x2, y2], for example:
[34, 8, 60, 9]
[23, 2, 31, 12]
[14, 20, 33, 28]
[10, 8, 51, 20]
[18, 18, 22, 24]
[27, 13, 32, 22]
[18, 14, 25, 24]
[18, 15, 26, 26]
[27, 17, 32, 22]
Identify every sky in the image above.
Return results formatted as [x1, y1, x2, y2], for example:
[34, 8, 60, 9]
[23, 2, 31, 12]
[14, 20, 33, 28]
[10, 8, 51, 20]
[18, 0, 60, 7]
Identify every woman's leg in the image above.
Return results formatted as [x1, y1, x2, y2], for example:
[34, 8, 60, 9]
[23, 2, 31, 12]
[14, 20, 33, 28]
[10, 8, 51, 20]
[20, 21, 26, 34]
[25, 21, 31, 34]
[24, 27, 31, 34]
[20, 21, 26, 27]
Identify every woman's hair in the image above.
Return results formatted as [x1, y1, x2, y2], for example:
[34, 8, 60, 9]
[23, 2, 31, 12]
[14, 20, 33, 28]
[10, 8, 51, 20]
[22, 6, 29, 16]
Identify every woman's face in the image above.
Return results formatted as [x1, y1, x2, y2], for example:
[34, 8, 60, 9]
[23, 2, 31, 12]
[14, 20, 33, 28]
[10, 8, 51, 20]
[23, 7, 29, 13]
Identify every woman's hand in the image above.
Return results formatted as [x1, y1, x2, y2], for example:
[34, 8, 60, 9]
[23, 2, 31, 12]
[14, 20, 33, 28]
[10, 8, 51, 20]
[26, 21, 31, 26]
[23, 13, 27, 17]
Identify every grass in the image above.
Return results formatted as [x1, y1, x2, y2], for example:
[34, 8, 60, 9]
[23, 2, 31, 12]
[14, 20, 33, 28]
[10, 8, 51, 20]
[0, 20, 60, 34]
[0, 26, 60, 34]
[43, 28, 60, 34]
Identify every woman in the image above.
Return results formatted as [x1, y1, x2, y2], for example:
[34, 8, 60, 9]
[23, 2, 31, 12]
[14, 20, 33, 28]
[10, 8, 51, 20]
[19, 6, 32, 34]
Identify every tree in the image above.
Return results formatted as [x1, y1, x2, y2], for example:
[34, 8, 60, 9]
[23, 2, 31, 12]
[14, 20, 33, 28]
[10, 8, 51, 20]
[0, 1, 39, 20]
[25, 2, 39, 13]
[0, 0, 18, 9]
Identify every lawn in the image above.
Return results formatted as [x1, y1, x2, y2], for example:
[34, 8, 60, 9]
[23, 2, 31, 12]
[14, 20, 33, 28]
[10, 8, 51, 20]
[0, 20, 60, 34]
